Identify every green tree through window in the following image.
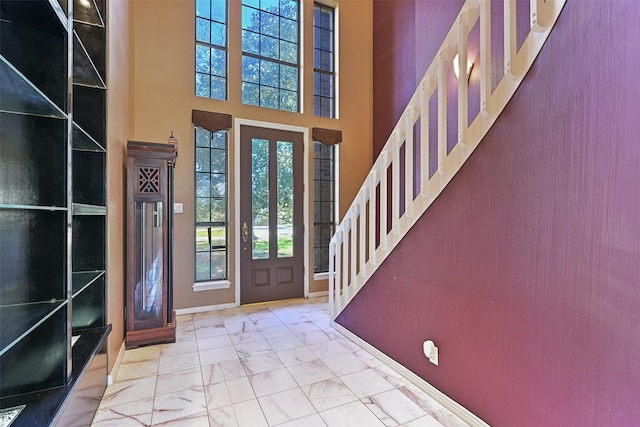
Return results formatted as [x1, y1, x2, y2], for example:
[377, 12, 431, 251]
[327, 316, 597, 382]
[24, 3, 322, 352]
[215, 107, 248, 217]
[250, 138, 296, 258]
[195, 127, 228, 281]
[241, 0, 299, 112]
[196, 0, 228, 100]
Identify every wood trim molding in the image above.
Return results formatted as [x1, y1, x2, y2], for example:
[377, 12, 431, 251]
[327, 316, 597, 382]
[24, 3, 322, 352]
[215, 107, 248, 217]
[312, 127, 342, 146]
[127, 140, 177, 161]
[192, 110, 233, 133]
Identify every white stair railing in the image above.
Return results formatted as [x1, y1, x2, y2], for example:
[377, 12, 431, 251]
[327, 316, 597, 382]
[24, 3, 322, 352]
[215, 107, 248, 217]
[329, 0, 567, 318]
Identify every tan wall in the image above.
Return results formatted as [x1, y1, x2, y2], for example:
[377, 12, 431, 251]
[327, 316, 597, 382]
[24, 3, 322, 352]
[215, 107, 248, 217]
[106, 0, 133, 371]
[129, 0, 372, 309]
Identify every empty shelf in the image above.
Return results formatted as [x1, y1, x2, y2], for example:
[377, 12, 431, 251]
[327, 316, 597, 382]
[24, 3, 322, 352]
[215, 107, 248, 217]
[0, 56, 66, 118]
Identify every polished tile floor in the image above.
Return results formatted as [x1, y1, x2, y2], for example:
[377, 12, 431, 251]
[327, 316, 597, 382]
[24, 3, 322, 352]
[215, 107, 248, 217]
[92, 296, 468, 427]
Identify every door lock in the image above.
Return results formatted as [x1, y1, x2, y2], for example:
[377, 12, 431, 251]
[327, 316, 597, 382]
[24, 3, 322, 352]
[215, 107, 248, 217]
[242, 222, 249, 242]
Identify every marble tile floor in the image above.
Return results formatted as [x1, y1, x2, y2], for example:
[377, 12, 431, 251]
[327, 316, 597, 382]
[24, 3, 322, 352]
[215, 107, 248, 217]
[92, 296, 469, 427]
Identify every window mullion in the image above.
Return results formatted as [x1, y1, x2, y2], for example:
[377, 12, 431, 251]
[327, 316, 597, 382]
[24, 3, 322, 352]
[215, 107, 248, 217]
[313, 3, 335, 118]
[195, 126, 228, 282]
[241, 0, 300, 111]
[195, 0, 228, 100]
[242, 51, 297, 68]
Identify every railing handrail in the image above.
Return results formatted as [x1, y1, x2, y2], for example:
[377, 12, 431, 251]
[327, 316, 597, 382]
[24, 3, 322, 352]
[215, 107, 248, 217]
[329, 0, 567, 319]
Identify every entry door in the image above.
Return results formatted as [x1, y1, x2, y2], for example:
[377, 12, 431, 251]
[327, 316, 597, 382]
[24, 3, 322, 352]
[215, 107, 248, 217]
[240, 125, 304, 304]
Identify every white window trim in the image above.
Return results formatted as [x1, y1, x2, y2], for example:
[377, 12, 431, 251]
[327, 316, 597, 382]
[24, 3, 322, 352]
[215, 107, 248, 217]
[312, 0, 339, 119]
[314, 272, 329, 281]
[314, 0, 337, 9]
[313, 142, 339, 275]
[194, 127, 229, 285]
[193, 280, 231, 292]
[311, 0, 340, 119]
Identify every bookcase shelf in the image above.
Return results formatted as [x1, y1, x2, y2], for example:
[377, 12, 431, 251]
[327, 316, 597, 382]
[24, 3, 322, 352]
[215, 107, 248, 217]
[73, 121, 106, 152]
[0, 300, 67, 357]
[73, 30, 106, 89]
[0, 57, 66, 118]
[73, 0, 104, 27]
[72, 270, 105, 297]
[0, 0, 109, 423]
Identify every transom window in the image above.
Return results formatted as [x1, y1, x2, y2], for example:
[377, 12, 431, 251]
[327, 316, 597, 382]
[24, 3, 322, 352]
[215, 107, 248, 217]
[196, 0, 228, 100]
[195, 127, 228, 281]
[313, 3, 335, 118]
[241, 0, 300, 112]
[313, 141, 336, 273]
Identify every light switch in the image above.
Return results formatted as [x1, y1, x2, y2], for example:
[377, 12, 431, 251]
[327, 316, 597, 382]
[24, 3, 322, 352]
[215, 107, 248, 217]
[173, 203, 183, 214]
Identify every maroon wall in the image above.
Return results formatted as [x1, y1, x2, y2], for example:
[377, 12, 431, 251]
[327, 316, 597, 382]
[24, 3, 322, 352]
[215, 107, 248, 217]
[341, 1, 640, 426]
[372, 0, 464, 158]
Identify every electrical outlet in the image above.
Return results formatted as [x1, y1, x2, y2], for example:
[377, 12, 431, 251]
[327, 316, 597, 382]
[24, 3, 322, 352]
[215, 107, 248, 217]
[423, 340, 439, 366]
[428, 345, 438, 365]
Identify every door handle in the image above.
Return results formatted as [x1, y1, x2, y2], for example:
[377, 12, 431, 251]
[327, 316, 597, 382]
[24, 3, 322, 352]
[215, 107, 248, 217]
[242, 222, 249, 243]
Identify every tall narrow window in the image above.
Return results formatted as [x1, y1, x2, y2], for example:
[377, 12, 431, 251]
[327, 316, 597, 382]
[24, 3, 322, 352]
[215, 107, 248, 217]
[241, 0, 300, 112]
[196, 0, 228, 100]
[313, 141, 336, 273]
[195, 127, 228, 281]
[313, 3, 335, 118]
[251, 138, 270, 260]
[277, 140, 294, 258]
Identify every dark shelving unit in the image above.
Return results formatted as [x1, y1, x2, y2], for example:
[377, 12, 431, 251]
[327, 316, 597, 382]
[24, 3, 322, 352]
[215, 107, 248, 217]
[0, 0, 109, 424]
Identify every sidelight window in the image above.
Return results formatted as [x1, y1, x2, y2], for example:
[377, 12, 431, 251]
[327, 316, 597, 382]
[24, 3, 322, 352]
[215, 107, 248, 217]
[195, 127, 228, 281]
[313, 141, 336, 273]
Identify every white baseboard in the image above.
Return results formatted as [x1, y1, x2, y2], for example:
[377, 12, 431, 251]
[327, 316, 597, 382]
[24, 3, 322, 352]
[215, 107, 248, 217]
[331, 321, 490, 427]
[108, 341, 126, 386]
[307, 291, 329, 298]
[175, 302, 239, 315]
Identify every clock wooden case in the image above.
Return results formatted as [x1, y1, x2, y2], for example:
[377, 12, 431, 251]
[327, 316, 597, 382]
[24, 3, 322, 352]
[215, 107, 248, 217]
[126, 140, 177, 349]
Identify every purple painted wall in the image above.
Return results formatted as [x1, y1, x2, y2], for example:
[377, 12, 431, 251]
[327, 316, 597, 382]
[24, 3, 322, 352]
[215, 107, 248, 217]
[372, 0, 464, 158]
[341, 1, 640, 426]
[372, 0, 413, 157]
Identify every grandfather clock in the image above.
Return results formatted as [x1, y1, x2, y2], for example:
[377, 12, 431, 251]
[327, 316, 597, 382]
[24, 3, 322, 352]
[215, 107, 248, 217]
[126, 139, 177, 349]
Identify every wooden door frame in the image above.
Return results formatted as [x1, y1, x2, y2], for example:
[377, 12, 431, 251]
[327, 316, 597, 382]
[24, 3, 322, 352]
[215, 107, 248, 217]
[234, 118, 310, 306]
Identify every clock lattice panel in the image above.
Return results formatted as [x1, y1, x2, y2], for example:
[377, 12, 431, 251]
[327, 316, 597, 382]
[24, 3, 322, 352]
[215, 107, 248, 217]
[138, 167, 160, 193]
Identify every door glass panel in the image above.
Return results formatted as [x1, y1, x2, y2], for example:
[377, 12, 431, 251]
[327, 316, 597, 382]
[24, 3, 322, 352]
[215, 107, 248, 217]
[134, 201, 164, 324]
[277, 140, 294, 257]
[252, 138, 269, 259]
